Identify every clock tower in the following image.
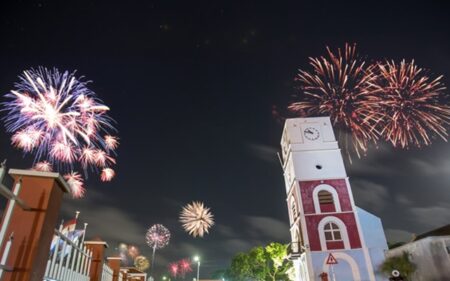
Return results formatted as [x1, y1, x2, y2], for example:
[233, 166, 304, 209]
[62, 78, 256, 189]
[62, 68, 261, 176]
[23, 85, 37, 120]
[280, 117, 388, 281]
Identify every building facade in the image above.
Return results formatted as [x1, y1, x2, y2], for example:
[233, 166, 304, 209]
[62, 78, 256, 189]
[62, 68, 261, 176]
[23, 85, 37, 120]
[387, 225, 450, 281]
[280, 117, 388, 281]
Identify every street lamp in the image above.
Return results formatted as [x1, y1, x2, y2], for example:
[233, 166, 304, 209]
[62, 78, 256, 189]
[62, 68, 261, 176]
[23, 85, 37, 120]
[193, 256, 200, 281]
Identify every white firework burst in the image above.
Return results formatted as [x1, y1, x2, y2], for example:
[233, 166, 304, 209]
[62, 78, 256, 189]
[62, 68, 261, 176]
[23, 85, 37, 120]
[179, 201, 214, 238]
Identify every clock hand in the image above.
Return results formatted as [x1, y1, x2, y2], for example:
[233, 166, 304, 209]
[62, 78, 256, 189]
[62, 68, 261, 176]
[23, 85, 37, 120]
[305, 129, 313, 134]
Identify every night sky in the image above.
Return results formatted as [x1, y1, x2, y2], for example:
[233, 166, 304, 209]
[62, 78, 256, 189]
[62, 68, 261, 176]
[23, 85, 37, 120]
[1, 0, 450, 278]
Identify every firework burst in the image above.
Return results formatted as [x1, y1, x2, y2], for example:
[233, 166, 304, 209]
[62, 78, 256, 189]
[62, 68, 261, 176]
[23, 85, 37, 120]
[3, 67, 119, 195]
[64, 172, 85, 199]
[178, 259, 193, 277]
[134, 255, 150, 272]
[168, 262, 179, 277]
[180, 201, 214, 238]
[289, 43, 380, 158]
[127, 245, 140, 259]
[370, 60, 450, 148]
[146, 224, 171, 272]
[32, 161, 53, 172]
[101, 168, 115, 182]
[146, 224, 171, 250]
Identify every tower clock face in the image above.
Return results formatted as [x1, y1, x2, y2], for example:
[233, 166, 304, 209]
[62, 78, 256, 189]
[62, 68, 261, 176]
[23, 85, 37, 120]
[303, 127, 320, 141]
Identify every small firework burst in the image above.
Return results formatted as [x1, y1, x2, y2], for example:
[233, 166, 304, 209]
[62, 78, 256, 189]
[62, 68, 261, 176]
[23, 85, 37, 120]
[178, 259, 193, 277]
[104, 135, 119, 150]
[33, 161, 53, 172]
[371, 60, 450, 148]
[64, 172, 85, 198]
[101, 168, 115, 182]
[3, 67, 119, 190]
[127, 245, 140, 259]
[180, 201, 214, 238]
[168, 262, 179, 277]
[134, 255, 150, 272]
[118, 243, 129, 262]
[145, 224, 171, 250]
[289, 43, 380, 158]
[11, 127, 42, 152]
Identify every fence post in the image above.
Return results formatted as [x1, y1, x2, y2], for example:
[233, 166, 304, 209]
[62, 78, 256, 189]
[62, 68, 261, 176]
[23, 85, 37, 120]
[0, 169, 70, 281]
[107, 257, 122, 281]
[85, 241, 108, 281]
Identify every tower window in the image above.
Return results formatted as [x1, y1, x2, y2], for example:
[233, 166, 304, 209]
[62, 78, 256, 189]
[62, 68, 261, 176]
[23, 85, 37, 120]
[318, 190, 336, 213]
[324, 222, 342, 241]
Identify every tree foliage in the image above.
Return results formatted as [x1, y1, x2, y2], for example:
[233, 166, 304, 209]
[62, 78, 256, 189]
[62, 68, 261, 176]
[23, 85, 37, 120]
[223, 242, 293, 281]
[380, 252, 416, 280]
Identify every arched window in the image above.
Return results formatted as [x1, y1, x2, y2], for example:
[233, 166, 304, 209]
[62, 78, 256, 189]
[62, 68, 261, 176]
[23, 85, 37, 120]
[319, 218, 349, 250]
[324, 222, 342, 242]
[318, 190, 336, 213]
[312, 184, 341, 214]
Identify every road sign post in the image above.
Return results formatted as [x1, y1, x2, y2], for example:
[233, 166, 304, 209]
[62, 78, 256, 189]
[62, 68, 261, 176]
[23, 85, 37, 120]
[326, 253, 338, 281]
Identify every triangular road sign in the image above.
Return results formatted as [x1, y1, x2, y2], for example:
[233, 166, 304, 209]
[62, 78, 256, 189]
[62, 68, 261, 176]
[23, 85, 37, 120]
[326, 253, 338, 265]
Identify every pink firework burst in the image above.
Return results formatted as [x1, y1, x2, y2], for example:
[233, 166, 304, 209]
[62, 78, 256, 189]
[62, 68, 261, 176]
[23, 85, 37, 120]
[11, 127, 43, 152]
[168, 262, 179, 277]
[101, 168, 115, 182]
[104, 135, 119, 150]
[3, 67, 119, 191]
[64, 172, 85, 198]
[127, 245, 140, 259]
[33, 161, 53, 172]
[178, 259, 193, 277]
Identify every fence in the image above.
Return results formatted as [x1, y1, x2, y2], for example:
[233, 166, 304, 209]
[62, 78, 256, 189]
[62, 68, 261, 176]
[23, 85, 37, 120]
[0, 164, 123, 281]
[100, 263, 114, 281]
[43, 228, 92, 281]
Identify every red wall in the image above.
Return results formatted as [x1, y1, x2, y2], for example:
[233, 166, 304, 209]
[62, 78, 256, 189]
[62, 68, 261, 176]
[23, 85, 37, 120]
[305, 212, 362, 251]
[299, 179, 353, 214]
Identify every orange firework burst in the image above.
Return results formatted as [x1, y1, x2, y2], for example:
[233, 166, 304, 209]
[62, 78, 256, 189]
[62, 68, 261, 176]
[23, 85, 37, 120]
[370, 60, 450, 148]
[289, 43, 380, 158]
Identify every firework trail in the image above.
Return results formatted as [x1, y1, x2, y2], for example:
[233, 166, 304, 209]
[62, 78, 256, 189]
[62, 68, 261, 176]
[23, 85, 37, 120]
[134, 255, 150, 272]
[370, 60, 450, 148]
[289, 43, 380, 158]
[146, 224, 171, 272]
[180, 201, 214, 238]
[2, 67, 119, 197]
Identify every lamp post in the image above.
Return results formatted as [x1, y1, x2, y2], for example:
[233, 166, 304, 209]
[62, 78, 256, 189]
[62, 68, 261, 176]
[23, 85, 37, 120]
[193, 256, 200, 281]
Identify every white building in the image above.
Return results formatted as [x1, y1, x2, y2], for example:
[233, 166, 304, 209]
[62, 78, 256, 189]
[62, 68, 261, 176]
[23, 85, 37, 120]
[280, 117, 388, 281]
[386, 224, 450, 281]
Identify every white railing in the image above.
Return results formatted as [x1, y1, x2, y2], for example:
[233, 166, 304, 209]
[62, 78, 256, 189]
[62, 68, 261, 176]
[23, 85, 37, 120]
[101, 263, 114, 281]
[118, 271, 124, 281]
[43, 229, 92, 281]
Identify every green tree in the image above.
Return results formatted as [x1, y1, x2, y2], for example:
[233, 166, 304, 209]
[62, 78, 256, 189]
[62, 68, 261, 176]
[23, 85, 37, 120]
[225, 242, 293, 281]
[380, 252, 416, 280]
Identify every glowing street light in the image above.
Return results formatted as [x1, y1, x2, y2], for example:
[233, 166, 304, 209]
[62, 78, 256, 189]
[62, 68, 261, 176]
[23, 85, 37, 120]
[193, 256, 200, 281]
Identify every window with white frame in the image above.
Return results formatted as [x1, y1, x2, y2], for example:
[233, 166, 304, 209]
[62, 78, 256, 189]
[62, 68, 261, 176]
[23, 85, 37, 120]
[324, 222, 342, 242]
